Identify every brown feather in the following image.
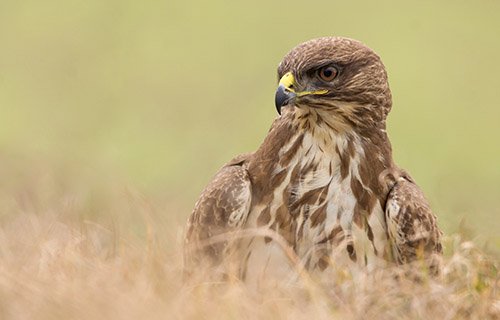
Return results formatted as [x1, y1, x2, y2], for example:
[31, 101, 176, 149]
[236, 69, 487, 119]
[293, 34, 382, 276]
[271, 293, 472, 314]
[184, 36, 443, 283]
[385, 177, 442, 269]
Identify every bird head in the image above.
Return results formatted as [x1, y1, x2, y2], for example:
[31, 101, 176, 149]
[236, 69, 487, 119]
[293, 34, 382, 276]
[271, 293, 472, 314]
[275, 37, 392, 129]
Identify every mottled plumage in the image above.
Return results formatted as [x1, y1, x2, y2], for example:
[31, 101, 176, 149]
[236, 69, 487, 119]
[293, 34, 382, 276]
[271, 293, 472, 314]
[184, 37, 442, 284]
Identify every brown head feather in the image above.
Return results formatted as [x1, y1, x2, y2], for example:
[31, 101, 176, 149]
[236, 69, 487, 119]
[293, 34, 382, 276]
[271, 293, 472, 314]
[277, 37, 392, 128]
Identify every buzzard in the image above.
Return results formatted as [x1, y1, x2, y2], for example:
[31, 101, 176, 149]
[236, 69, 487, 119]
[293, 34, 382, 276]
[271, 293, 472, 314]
[184, 37, 442, 284]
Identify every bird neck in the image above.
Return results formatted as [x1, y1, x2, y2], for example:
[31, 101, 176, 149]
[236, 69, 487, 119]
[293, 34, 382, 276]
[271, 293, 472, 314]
[249, 106, 397, 201]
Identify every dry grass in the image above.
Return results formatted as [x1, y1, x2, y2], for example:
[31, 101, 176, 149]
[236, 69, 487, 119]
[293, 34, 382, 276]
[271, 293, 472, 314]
[0, 168, 498, 320]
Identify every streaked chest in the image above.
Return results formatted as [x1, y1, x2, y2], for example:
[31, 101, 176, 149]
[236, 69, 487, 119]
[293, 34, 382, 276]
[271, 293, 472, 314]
[243, 126, 389, 279]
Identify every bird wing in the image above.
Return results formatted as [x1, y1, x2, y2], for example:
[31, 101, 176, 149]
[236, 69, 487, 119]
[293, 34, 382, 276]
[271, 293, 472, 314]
[184, 154, 252, 270]
[385, 176, 442, 267]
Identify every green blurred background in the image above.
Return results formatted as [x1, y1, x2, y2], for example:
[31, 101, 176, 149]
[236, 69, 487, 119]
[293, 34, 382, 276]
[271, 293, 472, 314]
[0, 0, 499, 246]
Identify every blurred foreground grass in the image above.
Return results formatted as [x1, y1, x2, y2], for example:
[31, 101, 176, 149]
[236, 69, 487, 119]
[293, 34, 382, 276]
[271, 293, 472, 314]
[0, 0, 499, 318]
[0, 168, 498, 319]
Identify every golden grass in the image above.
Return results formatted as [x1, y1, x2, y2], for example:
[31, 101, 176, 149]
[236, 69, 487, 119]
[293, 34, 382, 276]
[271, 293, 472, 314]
[1, 2, 499, 318]
[0, 170, 498, 320]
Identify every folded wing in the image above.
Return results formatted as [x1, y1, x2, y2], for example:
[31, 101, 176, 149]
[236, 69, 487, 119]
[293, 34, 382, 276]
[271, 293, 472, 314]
[385, 177, 442, 269]
[184, 155, 252, 274]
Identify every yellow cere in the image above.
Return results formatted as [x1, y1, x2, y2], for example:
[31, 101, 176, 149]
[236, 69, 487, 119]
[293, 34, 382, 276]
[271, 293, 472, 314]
[278, 72, 296, 90]
[278, 72, 329, 97]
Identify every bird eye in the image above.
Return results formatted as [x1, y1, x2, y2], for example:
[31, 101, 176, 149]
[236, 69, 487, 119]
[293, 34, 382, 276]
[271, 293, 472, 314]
[317, 66, 338, 82]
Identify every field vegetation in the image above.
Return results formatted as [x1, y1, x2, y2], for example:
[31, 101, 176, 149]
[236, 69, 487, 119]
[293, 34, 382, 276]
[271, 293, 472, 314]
[0, 0, 499, 318]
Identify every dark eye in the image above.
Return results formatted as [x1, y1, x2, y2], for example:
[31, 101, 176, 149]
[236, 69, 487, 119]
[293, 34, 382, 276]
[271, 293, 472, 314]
[317, 66, 338, 82]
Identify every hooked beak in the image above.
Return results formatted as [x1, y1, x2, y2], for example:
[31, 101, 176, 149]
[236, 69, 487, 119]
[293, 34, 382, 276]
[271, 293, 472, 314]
[275, 72, 296, 115]
[275, 84, 296, 115]
[274, 71, 329, 115]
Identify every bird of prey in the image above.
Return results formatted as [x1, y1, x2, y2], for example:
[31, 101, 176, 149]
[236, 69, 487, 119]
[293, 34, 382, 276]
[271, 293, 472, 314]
[184, 37, 442, 284]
